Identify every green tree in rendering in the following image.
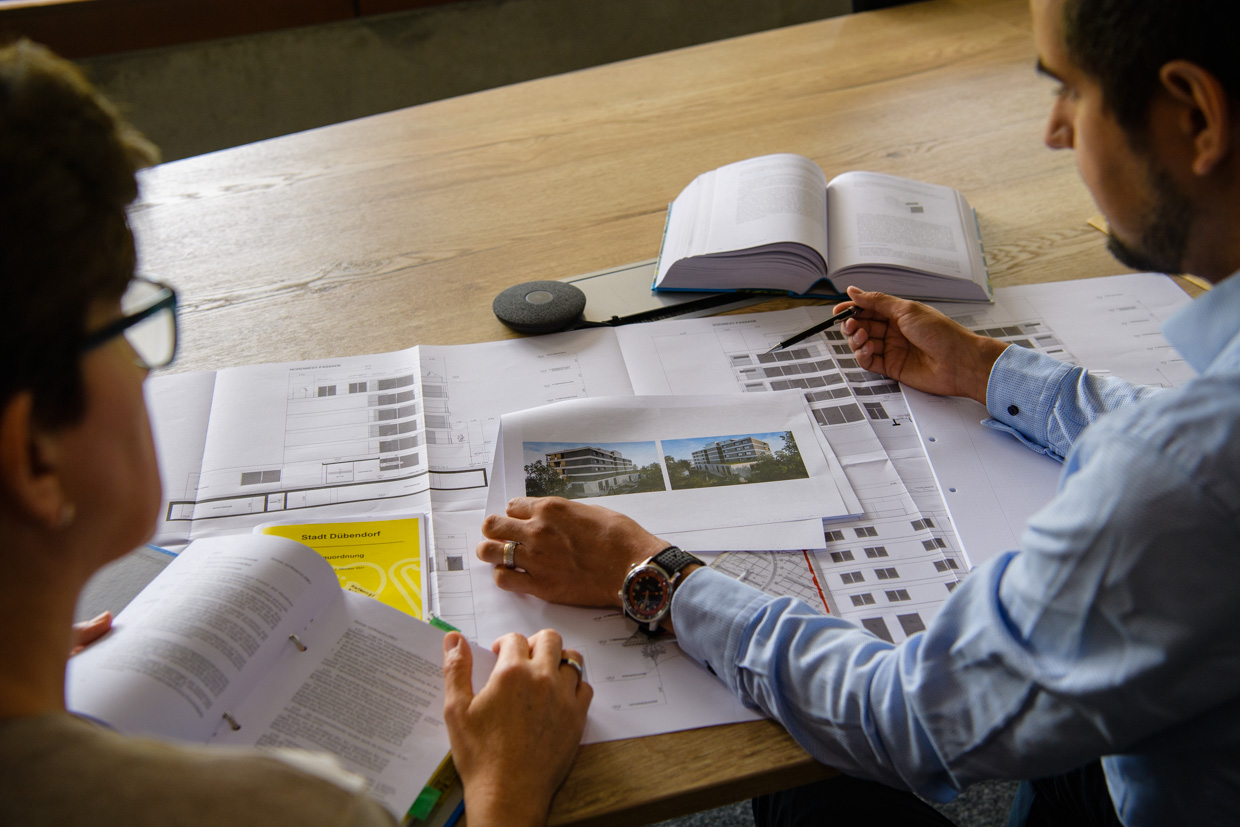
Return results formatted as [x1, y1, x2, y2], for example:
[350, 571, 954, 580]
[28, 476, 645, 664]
[524, 460, 569, 497]
[629, 462, 668, 493]
[745, 431, 809, 483]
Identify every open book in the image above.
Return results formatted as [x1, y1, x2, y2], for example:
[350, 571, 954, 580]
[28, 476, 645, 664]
[66, 534, 494, 822]
[653, 153, 992, 303]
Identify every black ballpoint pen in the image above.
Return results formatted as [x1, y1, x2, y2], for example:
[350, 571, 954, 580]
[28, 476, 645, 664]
[765, 306, 860, 354]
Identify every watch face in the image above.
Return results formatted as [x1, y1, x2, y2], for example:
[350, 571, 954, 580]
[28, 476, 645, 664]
[623, 566, 670, 622]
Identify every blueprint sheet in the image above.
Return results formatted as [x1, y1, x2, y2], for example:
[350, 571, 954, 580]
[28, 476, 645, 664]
[145, 329, 634, 549]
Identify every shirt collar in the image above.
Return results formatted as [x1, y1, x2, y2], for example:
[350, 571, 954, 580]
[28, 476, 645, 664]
[1161, 269, 1240, 374]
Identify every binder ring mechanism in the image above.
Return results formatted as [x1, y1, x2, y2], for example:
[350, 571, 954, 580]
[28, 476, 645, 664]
[219, 635, 310, 732]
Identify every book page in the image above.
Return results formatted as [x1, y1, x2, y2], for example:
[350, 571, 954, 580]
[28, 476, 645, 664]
[66, 535, 341, 742]
[656, 154, 829, 283]
[214, 589, 496, 819]
[825, 171, 977, 280]
[706, 154, 829, 257]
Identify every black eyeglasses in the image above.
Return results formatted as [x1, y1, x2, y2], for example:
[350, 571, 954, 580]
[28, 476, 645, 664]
[80, 277, 179, 369]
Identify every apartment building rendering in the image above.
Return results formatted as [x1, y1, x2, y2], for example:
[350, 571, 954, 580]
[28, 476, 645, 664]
[545, 445, 639, 495]
[690, 436, 773, 478]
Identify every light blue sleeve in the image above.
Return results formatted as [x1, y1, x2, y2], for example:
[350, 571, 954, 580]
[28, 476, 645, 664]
[671, 565, 962, 799]
[670, 393, 1240, 806]
[980, 345, 1165, 461]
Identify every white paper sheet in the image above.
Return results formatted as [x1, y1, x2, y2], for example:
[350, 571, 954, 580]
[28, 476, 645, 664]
[660, 520, 828, 553]
[431, 510, 762, 744]
[488, 393, 861, 536]
[145, 328, 636, 547]
[144, 371, 216, 549]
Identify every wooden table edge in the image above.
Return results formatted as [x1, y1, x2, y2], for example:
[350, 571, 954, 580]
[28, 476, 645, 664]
[546, 719, 836, 827]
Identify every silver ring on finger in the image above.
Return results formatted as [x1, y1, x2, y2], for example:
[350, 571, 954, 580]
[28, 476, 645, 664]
[502, 540, 520, 570]
[560, 655, 584, 682]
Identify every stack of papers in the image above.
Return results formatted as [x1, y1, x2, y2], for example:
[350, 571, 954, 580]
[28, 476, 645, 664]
[134, 273, 1192, 747]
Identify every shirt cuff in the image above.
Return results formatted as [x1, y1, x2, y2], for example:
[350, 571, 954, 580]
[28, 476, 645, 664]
[984, 344, 1077, 454]
[670, 567, 771, 695]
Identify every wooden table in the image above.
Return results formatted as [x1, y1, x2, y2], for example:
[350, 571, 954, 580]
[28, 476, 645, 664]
[127, 0, 1168, 823]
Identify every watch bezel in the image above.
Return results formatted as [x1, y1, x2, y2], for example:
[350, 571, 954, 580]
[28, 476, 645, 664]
[620, 562, 673, 625]
[619, 547, 703, 632]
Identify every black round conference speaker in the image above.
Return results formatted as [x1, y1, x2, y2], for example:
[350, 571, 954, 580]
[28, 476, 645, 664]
[492, 280, 588, 334]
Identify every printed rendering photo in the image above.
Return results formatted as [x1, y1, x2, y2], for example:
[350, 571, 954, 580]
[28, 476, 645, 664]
[523, 441, 666, 499]
[662, 431, 807, 490]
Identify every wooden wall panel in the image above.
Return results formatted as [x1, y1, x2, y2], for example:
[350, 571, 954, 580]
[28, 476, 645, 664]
[0, 0, 468, 58]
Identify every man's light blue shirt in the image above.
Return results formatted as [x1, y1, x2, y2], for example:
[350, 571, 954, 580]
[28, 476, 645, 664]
[672, 272, 1240, 827]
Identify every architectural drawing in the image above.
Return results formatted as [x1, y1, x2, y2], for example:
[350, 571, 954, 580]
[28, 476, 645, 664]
[617, 313, 964, 642]
[418, 335, 632, 512]
[590, 613, 683, 712]
[163, 355, 436, 541]
[709, 550, 832, 614]
[423, 512, 479, 640]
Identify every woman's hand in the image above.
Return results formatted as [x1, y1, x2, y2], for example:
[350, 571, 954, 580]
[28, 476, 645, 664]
[70, 611, 112, 655]
[839, 285, 1009, 405]
[442, 629, 592, 827]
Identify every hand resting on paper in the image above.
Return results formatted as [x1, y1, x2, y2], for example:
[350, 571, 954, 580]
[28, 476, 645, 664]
[477, 496, 670, 609]
[442, 629, 592, 827]
[837, 285, 1009, 406]
[69, 611, 113, 656]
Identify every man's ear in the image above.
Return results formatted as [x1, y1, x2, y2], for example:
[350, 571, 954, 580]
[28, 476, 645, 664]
[1159, 59, 1233, 177]
[0, 392, 70, 531]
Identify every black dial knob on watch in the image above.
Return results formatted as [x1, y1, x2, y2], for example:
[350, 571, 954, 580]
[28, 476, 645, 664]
[619, 546, 704, 634]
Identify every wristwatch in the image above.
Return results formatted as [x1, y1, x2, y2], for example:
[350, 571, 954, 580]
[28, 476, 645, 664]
[619, 546, 704, 634]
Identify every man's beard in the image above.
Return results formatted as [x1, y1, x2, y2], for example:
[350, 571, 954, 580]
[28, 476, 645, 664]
[1105, 165, 1191, 274]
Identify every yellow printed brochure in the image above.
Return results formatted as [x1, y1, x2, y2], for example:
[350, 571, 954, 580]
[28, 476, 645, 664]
[257, 515, 427, 619]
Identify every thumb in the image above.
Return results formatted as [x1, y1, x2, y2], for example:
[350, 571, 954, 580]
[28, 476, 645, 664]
[442, 631, 475, 708]
[846, 285, 907, 317]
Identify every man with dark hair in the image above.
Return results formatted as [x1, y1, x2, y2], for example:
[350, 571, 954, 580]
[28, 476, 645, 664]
[476, 1, 1240, 825]
[1060, 0, 1237, 143]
